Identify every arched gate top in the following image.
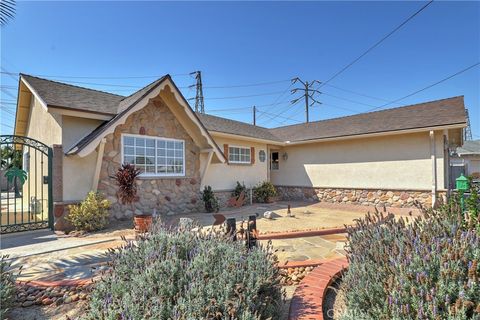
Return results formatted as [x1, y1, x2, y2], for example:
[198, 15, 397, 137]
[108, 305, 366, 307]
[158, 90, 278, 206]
[0, 135, 52, 156]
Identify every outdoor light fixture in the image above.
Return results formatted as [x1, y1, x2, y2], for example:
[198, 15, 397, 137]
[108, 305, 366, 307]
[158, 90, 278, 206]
[282, 152, 288, 161]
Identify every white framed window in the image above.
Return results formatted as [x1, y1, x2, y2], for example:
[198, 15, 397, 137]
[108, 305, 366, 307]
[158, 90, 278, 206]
[122, 134, 185, 177]
[229, 146, 251, 164]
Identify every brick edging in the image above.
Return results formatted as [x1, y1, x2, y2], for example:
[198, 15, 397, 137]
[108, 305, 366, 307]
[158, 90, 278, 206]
[288, 257, 348, 320]
[258, 227, 346, 240]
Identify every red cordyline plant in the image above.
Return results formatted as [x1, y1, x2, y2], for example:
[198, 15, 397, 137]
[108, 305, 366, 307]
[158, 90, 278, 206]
[112, 163, 141, 206]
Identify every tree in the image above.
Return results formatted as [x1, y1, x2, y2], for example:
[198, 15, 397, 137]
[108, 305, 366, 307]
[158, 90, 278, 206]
[1, 145, 24, 197]
[0, 0, 16, 26]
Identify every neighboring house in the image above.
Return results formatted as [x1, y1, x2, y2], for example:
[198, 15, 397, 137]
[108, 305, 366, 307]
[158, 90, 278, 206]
[451, 140, 480, 182]
[13, 74, 466, 229]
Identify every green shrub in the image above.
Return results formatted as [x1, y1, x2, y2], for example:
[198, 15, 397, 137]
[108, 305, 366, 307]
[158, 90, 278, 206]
[67, 191, 111, 232]
[466, 176, 480, 234]
[1, 255, 16, 318]
[84, 224, 284, 319]
[232, 181, 247, 198]
[253, 181, 276, 203]
[202, 185, 219, 213]
[341, 201, 480, 320]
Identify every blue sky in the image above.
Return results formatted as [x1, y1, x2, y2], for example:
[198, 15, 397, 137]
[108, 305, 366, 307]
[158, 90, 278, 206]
[1, 1, 479, 137]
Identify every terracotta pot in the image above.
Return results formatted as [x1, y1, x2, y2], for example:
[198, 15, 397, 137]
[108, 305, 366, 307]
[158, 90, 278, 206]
[134, 215, 153, 232]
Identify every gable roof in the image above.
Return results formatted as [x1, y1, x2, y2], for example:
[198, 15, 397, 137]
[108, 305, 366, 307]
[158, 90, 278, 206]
[17, 74, 467, 151]
[269, 96, 467, 142]
[456, 140, 480, 156]
[196, 113, 282, 142]
[20, 74, 124, 115]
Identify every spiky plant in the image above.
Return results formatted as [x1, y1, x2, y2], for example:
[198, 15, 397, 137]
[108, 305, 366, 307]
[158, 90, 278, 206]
[111, 163, 140, 207]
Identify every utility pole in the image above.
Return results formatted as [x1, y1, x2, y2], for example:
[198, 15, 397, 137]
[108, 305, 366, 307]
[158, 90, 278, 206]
[291, 78, 322, 123]
[188, 71, 205, 113]
[253, 105, 256, 126]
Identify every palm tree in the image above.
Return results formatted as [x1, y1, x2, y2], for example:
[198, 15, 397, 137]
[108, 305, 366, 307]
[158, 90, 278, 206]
[0, 0, 16, 26]
[1, 145, 24, 197]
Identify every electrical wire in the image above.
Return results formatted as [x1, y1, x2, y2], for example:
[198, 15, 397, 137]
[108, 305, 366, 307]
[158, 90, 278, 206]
[320, 0, 434, 87]
[367, 62, 480, 112]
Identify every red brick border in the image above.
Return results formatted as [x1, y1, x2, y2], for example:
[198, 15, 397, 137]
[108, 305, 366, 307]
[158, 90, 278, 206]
[288, 257, 348, 320]
[258, 227, 346, 240]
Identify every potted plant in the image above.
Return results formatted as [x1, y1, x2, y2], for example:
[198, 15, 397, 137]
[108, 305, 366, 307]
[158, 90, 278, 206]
[112, 163, 152, 232]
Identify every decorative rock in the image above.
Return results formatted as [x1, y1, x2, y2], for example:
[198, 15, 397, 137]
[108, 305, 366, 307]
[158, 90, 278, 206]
[22, 301, 34, 307]
[42, 298, 54, 305]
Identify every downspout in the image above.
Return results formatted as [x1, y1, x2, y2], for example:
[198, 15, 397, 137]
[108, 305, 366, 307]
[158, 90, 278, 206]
[430, 131, 437, 208]
[92, 138, 106, 192]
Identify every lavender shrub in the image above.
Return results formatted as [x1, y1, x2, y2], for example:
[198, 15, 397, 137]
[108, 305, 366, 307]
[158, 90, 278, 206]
[341, 200, 480, 320]
[84, 223, 283, 319]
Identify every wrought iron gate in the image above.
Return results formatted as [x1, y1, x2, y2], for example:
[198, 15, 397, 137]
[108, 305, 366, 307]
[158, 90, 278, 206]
[0, 135, 53, 233]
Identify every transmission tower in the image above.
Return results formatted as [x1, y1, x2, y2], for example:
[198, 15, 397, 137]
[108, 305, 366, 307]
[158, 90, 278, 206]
[464, 108, 473, 141]
[188, 71, 205, 113]
[290, 78, 322, 123]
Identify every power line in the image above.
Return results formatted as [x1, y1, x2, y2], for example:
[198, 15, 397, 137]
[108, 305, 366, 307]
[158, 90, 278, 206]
[203, 90, 286, 100]
[322, 92, 377, 108]
[257, 110, 303, 124]
[0, 123, 13, 129]
[0, 71, 192, 79]
[322, 83, 389, 102]
[367, 62, 480, 112]
[203, 79, 291, 89]
[320, 0, 434, 87]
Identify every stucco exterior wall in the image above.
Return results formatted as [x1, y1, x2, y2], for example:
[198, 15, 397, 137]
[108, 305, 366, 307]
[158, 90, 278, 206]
[202, 136, 269, 191]
[61, 116, 104, 201]
[62, 116, 103, 151]
[22, 96, 61, 214]
[271, 131, 446, 191]
[98, 97, 203, 219]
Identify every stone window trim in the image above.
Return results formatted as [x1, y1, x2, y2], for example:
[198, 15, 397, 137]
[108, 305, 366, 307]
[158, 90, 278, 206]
[121, 133, 186, 178]
[228, 145, 252, 164]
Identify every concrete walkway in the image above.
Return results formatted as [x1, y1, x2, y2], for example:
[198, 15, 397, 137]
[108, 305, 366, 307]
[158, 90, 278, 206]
[0, 201, 413, 284]
[0, 229, 126, 282]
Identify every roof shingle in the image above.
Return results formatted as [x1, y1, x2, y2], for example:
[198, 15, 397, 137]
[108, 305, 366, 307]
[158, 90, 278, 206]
[196, 113, 282, 142]
[269, 96, 466, 142]
[21, 74, 124, 115]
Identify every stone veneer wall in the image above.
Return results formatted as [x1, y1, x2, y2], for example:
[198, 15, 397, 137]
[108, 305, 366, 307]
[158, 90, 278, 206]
[213, 190, 251, 208]
[98, 97, 203, 219]
[275, 185, 446, 208]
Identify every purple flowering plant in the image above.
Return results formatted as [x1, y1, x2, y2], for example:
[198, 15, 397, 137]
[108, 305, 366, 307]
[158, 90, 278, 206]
[341, 199, 479, 320]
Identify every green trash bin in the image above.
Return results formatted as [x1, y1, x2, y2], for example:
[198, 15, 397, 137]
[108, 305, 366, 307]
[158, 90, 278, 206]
[456, 173, 469, 211]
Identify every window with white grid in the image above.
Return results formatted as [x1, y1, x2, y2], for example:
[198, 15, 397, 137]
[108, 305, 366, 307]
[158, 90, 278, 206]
[228, 146, 251, 164]
[122, 134, 185, 176]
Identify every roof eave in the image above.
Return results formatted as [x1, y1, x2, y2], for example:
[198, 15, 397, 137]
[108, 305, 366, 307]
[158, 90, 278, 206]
[285, 122, 467, 146]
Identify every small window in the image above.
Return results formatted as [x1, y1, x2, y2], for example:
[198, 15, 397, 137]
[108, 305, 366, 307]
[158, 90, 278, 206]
[259, 150, 266, 162]
[122, 134, 185, 176]
[271, 152, 279, 170]
[229, 146, 251, 164]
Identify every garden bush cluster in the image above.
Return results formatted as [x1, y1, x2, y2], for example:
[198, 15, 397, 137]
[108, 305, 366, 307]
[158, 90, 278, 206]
[201, 185, 219, 213]
[341, 199, 480, 320]
[84, 224, 283, 319]
[1, 255, 16, 318]
[67, 192, 111, 232]
[253, 181, 276, 203]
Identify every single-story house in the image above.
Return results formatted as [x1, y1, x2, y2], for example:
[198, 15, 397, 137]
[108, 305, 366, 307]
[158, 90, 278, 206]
[12, 74, 467, 229]
[450, 140, 480, 182]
